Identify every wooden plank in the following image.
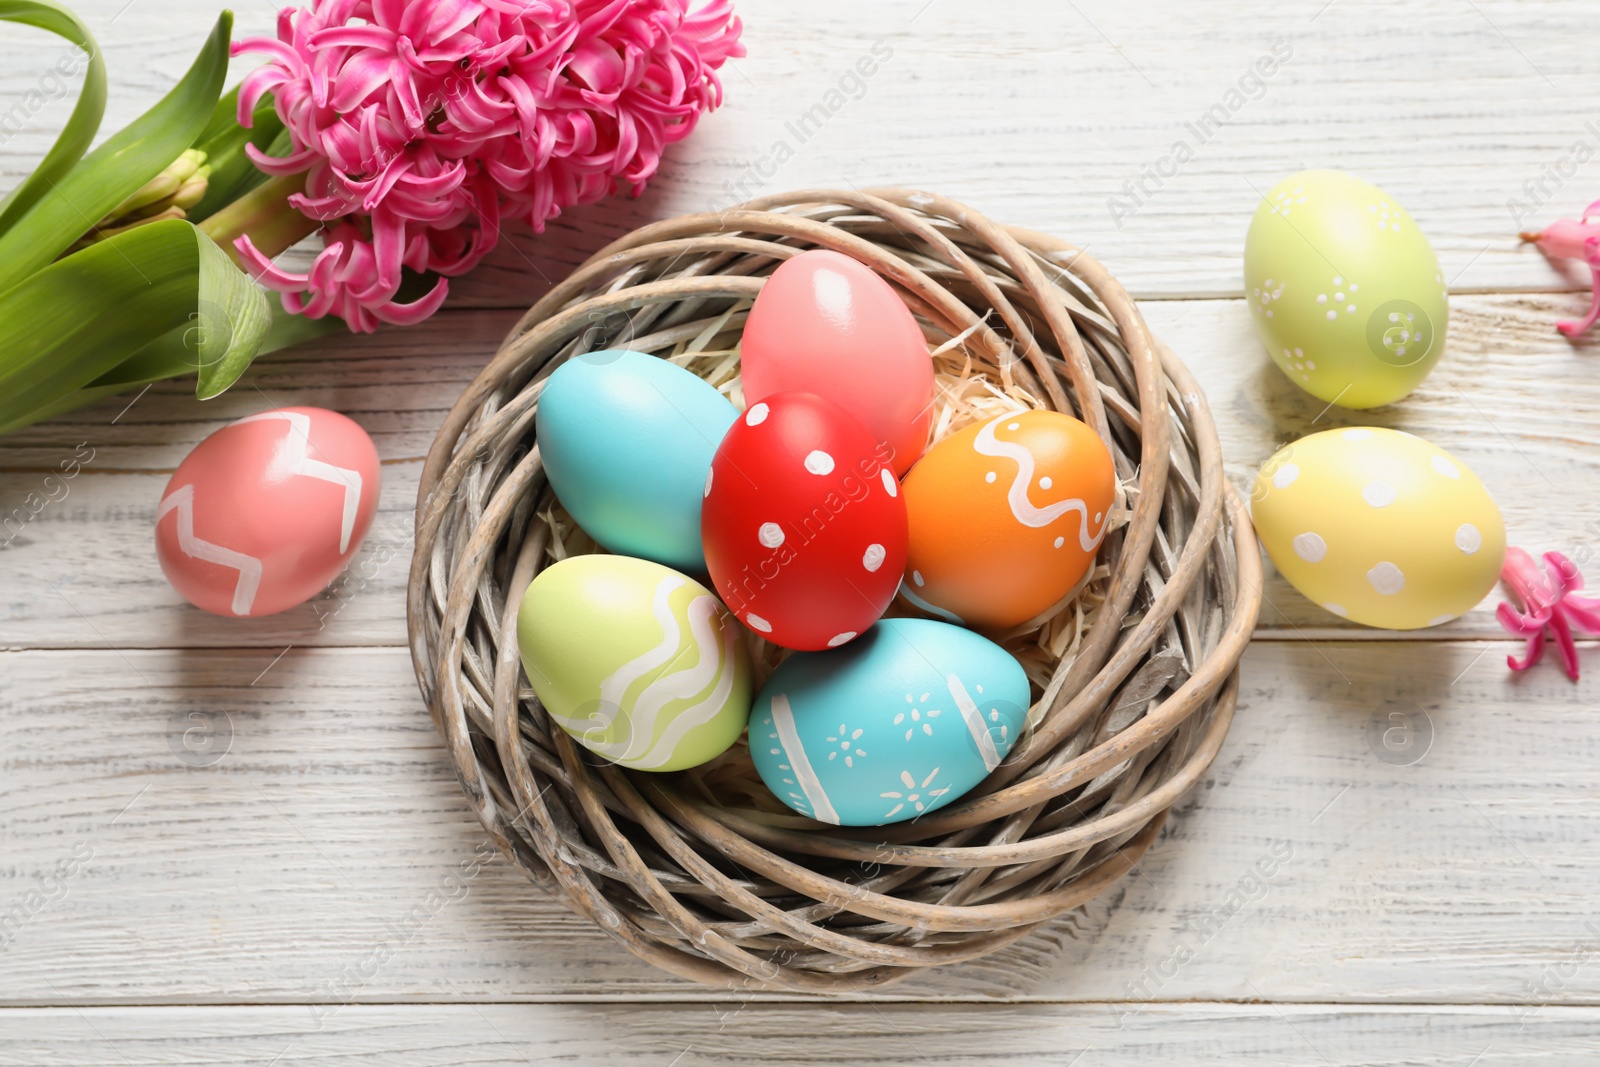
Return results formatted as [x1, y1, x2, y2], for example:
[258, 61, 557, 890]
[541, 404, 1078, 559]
[1, 295, 1594, 647]
[1, 0, 1596, 302]
[0, 0, 1594, 1033]
[1, 1003, 1597, 1066]
[1173, 291, 1600, 637]
[0, 315, 512, 651]
[1, 641, 1596, 1003]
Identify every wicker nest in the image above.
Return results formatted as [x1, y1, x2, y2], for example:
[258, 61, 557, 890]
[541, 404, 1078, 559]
[408, 188, 1261, 992]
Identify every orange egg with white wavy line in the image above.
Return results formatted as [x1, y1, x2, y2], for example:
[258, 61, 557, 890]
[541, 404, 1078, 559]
[899, 410, 1116, 630]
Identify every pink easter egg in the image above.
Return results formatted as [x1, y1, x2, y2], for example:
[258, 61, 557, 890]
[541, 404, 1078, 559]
[702, 392, 907, 651]
[741, 249, 935, 475]
[155, 407, 381, 617]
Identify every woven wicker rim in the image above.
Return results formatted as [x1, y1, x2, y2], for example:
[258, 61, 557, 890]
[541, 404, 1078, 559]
[407, 188, 1262, 993]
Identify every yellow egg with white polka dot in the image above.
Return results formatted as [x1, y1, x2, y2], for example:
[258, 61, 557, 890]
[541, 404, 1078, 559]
[1251, 428, 1505, 630]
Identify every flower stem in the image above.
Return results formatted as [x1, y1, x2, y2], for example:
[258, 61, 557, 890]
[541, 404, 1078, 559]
[198, 173, 318, 265]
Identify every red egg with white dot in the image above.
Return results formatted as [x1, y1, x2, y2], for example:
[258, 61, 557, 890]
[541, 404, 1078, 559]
[701, 392, 907, 651]
[155, 406, 381, 617]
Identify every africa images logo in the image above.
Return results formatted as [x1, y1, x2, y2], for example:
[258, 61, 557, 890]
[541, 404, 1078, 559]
[1366, 299, 1434, 368]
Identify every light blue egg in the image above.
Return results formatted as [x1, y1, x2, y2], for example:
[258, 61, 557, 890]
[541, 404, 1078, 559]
[536, 350, 738, 571]
[750, 618, 1030, 826]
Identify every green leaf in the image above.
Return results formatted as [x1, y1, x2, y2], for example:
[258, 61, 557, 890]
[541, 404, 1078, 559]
[0, 10, 233, 295]
[9, 372, 149, 429]
[264, 125, 294, 160]
[256, 305, 342, 357]
[195, 81, 245, 148]
[15, 302, 340, 429]
[87, 229, 282, 397]
[193, 224, 272, 398]
[0, 217, 269, 435]
[0, 0, 107, 237]
[108, 283, 342, 382]
[188, 86, 286, 223]
[87, 323, 207, 388]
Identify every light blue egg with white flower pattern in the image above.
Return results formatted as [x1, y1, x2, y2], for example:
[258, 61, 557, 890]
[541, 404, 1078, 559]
[536, 349, 738, 572]
[750, 618, 1030, 826]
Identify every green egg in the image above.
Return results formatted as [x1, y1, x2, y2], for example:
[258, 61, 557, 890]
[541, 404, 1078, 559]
[516, 554, 752, 772]
[1244, 170, 1449, 409]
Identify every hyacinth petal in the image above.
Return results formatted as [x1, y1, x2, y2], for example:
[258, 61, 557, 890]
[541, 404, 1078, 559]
[317, 119, 368, 173]
[1500, 547, 1540, 601]
[370, 0, 407, 30]
[1539, 553, 1577, 601]
[244, 141, 323, 176]
[1497, 546, 1600, 679]
[1561, 594, 1600, 635]
[302, 247, 354, 319]
[392, 0, 432, 41]
[237, 66, 294, 123]
[232, 36, 300, 65]
[567, 38, 625, 93]
[498, 73, 542, 147]
[1548, 612, 1581, 680]
[474, 35, 523, 69]
[1507, 627, 1546, 673]
[367, 209, 407, 293]
[289, 193, 354, 221]
[1495, 601, 1543, 638]
[279, 289, 309, 316]
[523, 21, 582, 69]
[375, 276, 450, 325]
[399, 161, 467, 200]
[233, 234, 310, 291]
[235, 0, 741, 332]
[328, 53, 396, 114]
[1544, 551, 1583, 594]
[361, 154, 415, 212]
[426, 0, 485, 47]
[308, 25, 397, 49]
[577, 0, 630, 39]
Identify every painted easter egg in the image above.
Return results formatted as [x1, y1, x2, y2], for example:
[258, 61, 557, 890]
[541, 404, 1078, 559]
[1245, 170, 1449, 409]
[516, 554, 752, 771]
[742, 249, 934, 474]
[1251, 427, 1505, 629]
[537, 349, 738, 572]
[701, 392, 907, 651]
[899, 410, 1116, 631]
[749, 618, 1030, 826]
[155, 407, 380, 617]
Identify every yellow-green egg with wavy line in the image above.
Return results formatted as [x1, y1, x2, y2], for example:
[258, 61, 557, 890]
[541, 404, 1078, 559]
[516, 554, 752, 771]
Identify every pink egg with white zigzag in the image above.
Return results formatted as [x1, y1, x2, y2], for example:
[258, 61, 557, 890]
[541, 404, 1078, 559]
[155, 407, 381, 617]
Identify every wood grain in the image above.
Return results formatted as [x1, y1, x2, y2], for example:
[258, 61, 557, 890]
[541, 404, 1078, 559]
[3, 0, 1598, 303]
[1, 296, 1594, 647]
[2, 0, 1599, 1049]
[1, 1003, 1596, 1066]
[2, 641, 1595, 1004]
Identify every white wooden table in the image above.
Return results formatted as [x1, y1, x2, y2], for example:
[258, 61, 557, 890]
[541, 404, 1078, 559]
[4, 1, 1599, 1062]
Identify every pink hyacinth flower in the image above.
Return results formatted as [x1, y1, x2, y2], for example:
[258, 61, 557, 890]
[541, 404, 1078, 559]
[233, 0, 744, 331]
[1496, 547, 1600, 680]
[1520, 200, 1600, 338]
